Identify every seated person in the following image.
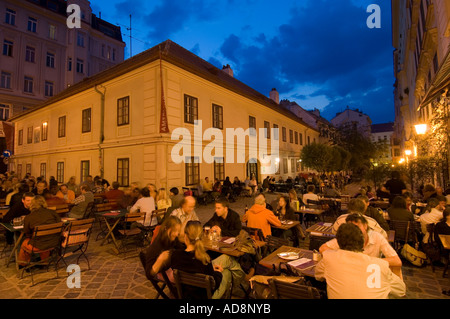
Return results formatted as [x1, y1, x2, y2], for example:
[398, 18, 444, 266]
[68, 185, 94, 219]
[320, 213, 401, 267]
[434, 208, 450, 258]
[358, 195, 390, 232]
[324, 183, 341, 198]
[204, 199, 242, 237]
[156, 188, 172, 211]
[315, 223, 406, 299]
[332, 198, 388, 239]
[302, 185, 319, 205]
[169, 187, 185, 210]
[104, 182, 125, 202]
[420, 197, 444, 242]
[387, 196, 415, 222]
[154, 221, 245, 299]
[56, 184, 76, 204]
[241, 193, 281, 238]
[275, 195, 296, 221]
[170, 196, 200, 239]
[18, 196, 61, 267]
[130, 187, 156, 226]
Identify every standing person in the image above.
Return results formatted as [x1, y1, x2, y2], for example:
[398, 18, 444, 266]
[204, 199, 242, 237]
[56, 184, 76, 204]
[170, 196, 200, 238]
[130, 187, 156, 226]
[17, 196, 61, 267]
[384, 171, 407, 201]
[68, 185, 94, 219]
[315, 223, 406, 299]
[242, 193, 281, 238]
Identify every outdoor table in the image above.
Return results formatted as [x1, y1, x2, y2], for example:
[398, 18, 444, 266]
[95, 209, 128, 254]
[306, 222, 335, 251]
[295, 207, 326, 226]
[0, 222, 25, 271]
[369, 200, 390, 209]
[273, 220, 300, 231]
[259, 245, 403, 280]
[202, 236, 266, 258]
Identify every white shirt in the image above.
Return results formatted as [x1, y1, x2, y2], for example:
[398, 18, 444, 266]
[332, 213, 388, 239]
[130, 196, 156, 226]
[315, 249, 406, 299]
[170, 208, 200, 234]
[325, 230, 397, 258]
[302, 193, 319, 204]
[420, 208, 443, 242]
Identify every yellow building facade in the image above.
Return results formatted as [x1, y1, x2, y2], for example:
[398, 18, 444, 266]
[10, 40, 319, 190]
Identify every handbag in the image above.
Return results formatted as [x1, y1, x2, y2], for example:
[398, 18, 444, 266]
[400, 222, 427, 267]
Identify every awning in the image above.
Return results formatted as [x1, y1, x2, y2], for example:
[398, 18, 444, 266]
[417, 45, 450, 110]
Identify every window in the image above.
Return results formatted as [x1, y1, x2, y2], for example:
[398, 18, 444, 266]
[27, 127, 33, 144]
[299, 133, 303, 146]
[27, 17, 37, 33]
[289, 129, 293, 143]
[18, 129, 23, 145]
[77, 32, 85, 47]
[45, 81, 54, 97]
[26, 164, 31, 175]
[82, 108, 91, 133]
[107, 46, 111, 60]
[3, 40, 13, 56]
[291, 158, 296, 173]
[273, 124, 279, 141]
[41, 122, 48, 141]
[117, 96, 129, 126]
[282, 127, 287, 142]
[1, 71, 11, 89]
[68, 57, 72, 71]
[212, 104, 223, 129]
[80, 161, 90, 183]
[283, 158, 288, 174]
[185, 157, 200, 186]
[56, 162, 64, 183]
[58, 116, 66, 137]
[112, 49, 116, 61]
[76, 59, 84, 73]
[24, 76, 33, 93]
[214, 157, 225, 181]
[307, 136, 311, 145]
[101, 44, 105, 57]
[34, 127, 40, 143]
[264, 121, 270, 139]
[49, 25, 56, 40]
[184, 95, 198, 124]
[117, 158, 129, 187]
[17, 164, 22, 179]
[25, 46, 35, 63]
[5, 8, 16, 25]
[46, 52, 55, 68]
[0, 103, 11, 120]
[249, 116, 256, 136]
[40, 163, 46, 179]
[295, 132, 298, 145]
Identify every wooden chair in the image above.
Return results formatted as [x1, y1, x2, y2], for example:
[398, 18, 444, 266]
[268, 278, 321, 299]
[94, 202, 119, 240]
[57, 218, 95, 270]
[264, 235, 291, 256]
[19, 222, 65, 286]
[173, 269, 216, 299]
[137, 209, 167, 245]
[82, 201, 95, 219]
[117, 212, 146, 254]
[242, 226, 265, 241]
[48, 204, 70, 216]
[139, 251, 177, 299]
[390, 220, 421, 251]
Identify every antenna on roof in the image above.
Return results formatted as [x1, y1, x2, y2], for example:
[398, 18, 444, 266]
[127, 14, 132, 57]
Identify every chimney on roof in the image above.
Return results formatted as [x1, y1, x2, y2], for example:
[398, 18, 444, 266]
[222, 64, 233, 77]
[312, 108, 320, 117]
[270, 88, 279, 104]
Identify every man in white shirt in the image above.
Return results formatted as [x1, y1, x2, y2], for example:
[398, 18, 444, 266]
[170, 196, 199, 239]
[315, 223, 406, 299]
[420, 197, 443, 242]
[302, 184, 319, 205]
[320, 213, 402, 267]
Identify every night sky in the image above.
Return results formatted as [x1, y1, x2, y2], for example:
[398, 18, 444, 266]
[91, 0, 394, 124]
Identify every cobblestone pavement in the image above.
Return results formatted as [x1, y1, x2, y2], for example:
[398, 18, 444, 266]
[0, 192, 449, 299]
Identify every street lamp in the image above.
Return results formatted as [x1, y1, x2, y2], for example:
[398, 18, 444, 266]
[414, 124, 427, 135]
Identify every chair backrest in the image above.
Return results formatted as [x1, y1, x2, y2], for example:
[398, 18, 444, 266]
[30, 222, 65, 250]
[62, 218, 95, 247]
[124, 211, 146, 223]
[82, 202, 95, 219]
[173, 269, 215, 299]
[390, 220, 419, 243]
[268, 278, 321, 299]
[265, 235, 291, 254]
[242, 226, 265, 241]
[94, 202, 115, 213]
[149, 208, 167, 226]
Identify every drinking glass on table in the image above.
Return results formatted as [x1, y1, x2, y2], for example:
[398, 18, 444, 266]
[204, 226, 210, 237]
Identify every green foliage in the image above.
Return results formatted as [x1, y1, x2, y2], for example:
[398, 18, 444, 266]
[300, 143, 351, 173]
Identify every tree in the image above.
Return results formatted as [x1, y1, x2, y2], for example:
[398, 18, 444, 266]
[301, 143, 332, 173]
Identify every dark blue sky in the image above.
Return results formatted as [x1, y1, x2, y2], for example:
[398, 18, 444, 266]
[91, 0, 394, 124]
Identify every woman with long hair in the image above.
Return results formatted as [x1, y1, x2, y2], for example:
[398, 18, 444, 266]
[156, 188, 172, 210]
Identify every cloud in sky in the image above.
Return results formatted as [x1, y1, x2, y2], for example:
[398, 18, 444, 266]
[100, 0, 394, 124]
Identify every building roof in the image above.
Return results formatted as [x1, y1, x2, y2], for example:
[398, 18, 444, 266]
[9, 40, 317, 132]
[371, 122, 394, 133]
